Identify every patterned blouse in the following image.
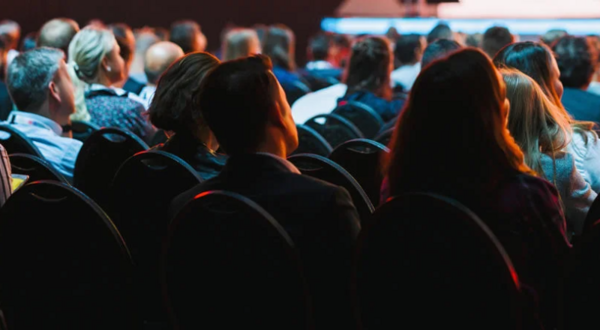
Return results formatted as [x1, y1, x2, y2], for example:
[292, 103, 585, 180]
[85, 87, 155, 141]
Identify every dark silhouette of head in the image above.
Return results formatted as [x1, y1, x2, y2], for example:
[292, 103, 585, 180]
[344, 36, 393, 100]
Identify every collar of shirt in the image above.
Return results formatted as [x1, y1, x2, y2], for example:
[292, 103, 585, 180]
[306, 60, 334, 70]
[256, 152, 301, 174]
[88, 83, 129, 97]
[8, 110, 63, 136]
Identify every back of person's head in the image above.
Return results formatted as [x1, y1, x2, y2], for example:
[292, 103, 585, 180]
[552, 36, 596, 89]
[466, 33, 482, 48]
[38, 18, 80, 55]
[198, 54, 298, 155]
[222, 28, 261, 61]
[20, 32, 37, 52]
[144, 41, 184, 85]
[427, 23, 453, 44]
[170, 20, 205, 54]
[0, 20, 21, 50]
[385, 49, 532, 195]
[541, 29, 567, 47]
[344, 36, 393, 100]
[7, 48, 74, 119]
[263, 24, 296, 71]
[154, 27, 170, 41]
[308, 33, 331, 62]
[149, 52, 218, 136]
[135, 30, 160, 56]
[482, 26, 514, 58]
[394, 34, 424, 66]
[421, 39, 461, 68]
[501, 68, 571, 175]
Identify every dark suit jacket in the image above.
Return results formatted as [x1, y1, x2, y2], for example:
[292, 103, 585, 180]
[170, 153, 361, 329]
[562, 87, 600, 123]
[122, 77, 145, 96]
[0, 81, 13, 121]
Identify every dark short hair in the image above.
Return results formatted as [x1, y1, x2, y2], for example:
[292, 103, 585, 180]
[344, 36, 393, 99]
[427, 23, 453, 44]
[110, 23, 134, 63]
[395, 34, 422, 65]
[170, 20, 201, 54]
[309, 33, 331, 61]
[20, 32, 37, 52]
[148, 52, 220, 135]
[263, 25, 296, 71]
[422, 39, 461, 67]
[552, 36, 596, 88]
[482, 26, 514, 58]
[198, 54, 279, 155]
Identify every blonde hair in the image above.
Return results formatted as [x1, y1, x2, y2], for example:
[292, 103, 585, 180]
[222, 29, 260, 61]
[501, 68, 572, 177]
[66, 26, 115, 121]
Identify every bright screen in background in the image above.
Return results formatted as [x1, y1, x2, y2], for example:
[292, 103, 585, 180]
[438, 0, 600, 18]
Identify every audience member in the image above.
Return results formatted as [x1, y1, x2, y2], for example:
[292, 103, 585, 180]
[170, 54, 360, 329]
[68, 26, 155, 141]
[263, 24, 311, 104]
[338, 36, 404, 122]
[38, 18, 80, 56]
[19, 32, 37, 52]
[331, 33, 352, 68]
[391, 34, 425, 91]
[110, 23, 145, 95]
[541, 29, 567, 47]
[141, 42, 184, 105]
[5, 48, 82, 181]
[149, 52, 225, 179]
[383, 48, 569, 329]
[170, 20, 206, 54]
[222, 28, 261, 61]
[426, 23, 453, 44]
[421, 39, 462, 68]
[465, 33, 483, 48]
[305, 33, 336, 70]
[0, 20, 21, 66]
[0, 144, 10, 209]
[482, 26, 514, 58]
[130, 30, 160, 84]
[154, 27, 169, 41]
[502, 68, 595, 235]
[495, 41, 600, 193]
[0, 36, 13, 120]
[587, 35, 600, 95]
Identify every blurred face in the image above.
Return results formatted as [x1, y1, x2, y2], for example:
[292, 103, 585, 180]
[103, 41, 126, 85]
[274, 77, 298, 154]
[51, 60, 76, 125]
[550, 55, 564, 99]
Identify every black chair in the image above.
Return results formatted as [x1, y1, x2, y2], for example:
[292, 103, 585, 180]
[284, 80, 311, 106]
[304, 114, 363, 149]
[374, 127, 394, 147]
[294, 125, 333, 157]
[71, 120, 101, 143]
[73, 127, 149, 209]
[110, 150, 203, 324]
[0, 181, 138, 330]
[149, 129, 169, 147]
[288, 154, 374, 223]
[0, 124, 43, 158]
[9, 153, 69, 184]
[164, 190, 313, 330]
[332, 101, 384, 139]
[355, 193, 525, 330]
[329, 139, 389, 206]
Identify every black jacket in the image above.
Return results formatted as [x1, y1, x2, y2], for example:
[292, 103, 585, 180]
[170, 153, 361, 329]
[0, 81, 13, 121]
[156, 134, 227, 180]
[562, 87, 600, 123]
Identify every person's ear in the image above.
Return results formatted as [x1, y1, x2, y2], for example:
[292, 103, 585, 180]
[48, 81, 61, 104]
[101, 56, 112, 73]
[269, 100, 287, 129]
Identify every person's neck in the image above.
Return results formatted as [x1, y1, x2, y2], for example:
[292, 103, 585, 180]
[94, 74, 113, 87]
[255, 140, 288, 159]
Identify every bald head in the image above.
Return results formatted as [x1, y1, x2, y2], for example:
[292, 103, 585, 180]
[38, 18, 80, 56]
[144, 41, 184, 85]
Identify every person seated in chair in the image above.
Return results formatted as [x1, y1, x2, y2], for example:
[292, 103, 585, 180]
[5, 48, 82, 181]
[140, 41, 184, 104]
[391, 34, 425, 92]
[170, 54, 360, 329]
[38, 18, 80, 60]
[301, 33, 343, 89]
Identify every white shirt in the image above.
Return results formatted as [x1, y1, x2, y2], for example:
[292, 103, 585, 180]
[138, 85, 157, 106]
[305, 61, 335, 70]
[391, 62, 421, 91]
[291, 83, 348, 124]
[5, 111, 83, 182]
[587, 81, 600, 96]
[88, 84, 150, 110]
[6, 49, 18, 67]
[567, 130, 600, 193]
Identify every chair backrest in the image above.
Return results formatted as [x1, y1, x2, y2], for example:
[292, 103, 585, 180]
[0, 181, 137, 330]
[110, 150, 203, 322]
[304, 114, 363, 149]
[71, 120, 101, 143]
[284, 80, 311, 105]
[164, 190, 313, 330]
[355, 193, 524, 330]
[149, 129, 169, 147]
[9, 153, 69, 184]
[73, 127, 149, 209]
[294, 125, 333, 157]
[374, 127, 394, 147]
[332, 101, 384, 139]
[0, 124, 43, 158]
[288, 153, 374, 223]
[329, 139, 389, 206]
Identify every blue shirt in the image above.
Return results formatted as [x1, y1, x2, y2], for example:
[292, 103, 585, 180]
[6, 111, 83, 181]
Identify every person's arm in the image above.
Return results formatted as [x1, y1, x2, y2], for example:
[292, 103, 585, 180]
[582, 132, 600, 193]
[0, 144, 12, 208]
[563, 158, 597, 236]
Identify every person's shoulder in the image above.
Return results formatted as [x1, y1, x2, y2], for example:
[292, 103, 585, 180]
[500, 172, 557, 196]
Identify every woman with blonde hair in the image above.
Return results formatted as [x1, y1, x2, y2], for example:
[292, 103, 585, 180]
[501, 68, 596, 236]
[222, 28, 261, 61]
[68, 26, 155, 142]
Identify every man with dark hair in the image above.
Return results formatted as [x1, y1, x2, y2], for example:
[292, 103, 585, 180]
[427, 23, 453, 44]
[553, 36, 600, 122]
[169, 20, 206, 54]
[392, 34, 425, 91]
[171, 54, 360, 329]
[421, 39, 462, 68]
[482, 26, 514, 58]
[38, 18, 80, 57]
[306, 33, 334, 70]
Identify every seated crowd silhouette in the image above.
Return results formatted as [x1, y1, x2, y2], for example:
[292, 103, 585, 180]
[1, 17, 600, 330]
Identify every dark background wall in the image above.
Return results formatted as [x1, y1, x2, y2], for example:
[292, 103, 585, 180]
[2, 0, 344, 64]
